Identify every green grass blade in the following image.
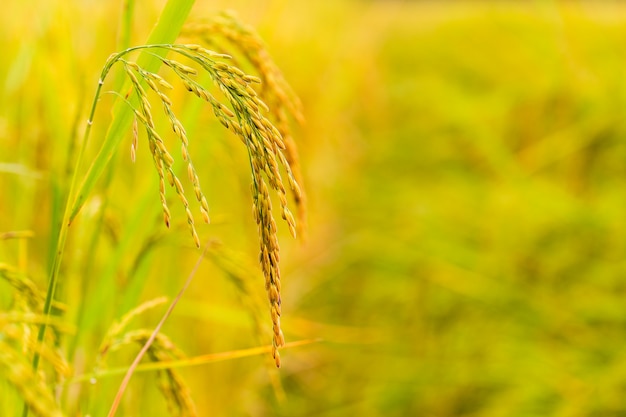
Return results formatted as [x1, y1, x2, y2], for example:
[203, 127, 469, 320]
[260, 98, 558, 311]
[118, 0, 136, 51]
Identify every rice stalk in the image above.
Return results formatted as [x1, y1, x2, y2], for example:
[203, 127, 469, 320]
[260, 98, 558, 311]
[161, 45, 300, 365]
[90, 42, 303, 365]
[121, 59, 208, 246]
[184, 12, 308, 237]
[184, 17, 310, 364]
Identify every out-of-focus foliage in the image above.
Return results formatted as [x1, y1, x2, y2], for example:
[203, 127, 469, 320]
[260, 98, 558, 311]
[2, 0, 626, 416]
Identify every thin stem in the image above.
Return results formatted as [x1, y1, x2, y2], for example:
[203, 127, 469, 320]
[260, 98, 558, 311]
[107, 240, 210, 417]
[21, 76, 107, 417]
[30, 77, 104, 368]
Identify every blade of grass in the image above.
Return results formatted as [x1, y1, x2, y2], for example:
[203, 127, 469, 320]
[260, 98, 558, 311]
[117, 0, 136, 51]
[65, 0, 140, 368]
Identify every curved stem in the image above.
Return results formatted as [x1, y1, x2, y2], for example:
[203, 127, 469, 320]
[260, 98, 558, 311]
[29, 78, 105, 372]
[29, 43, 176, 376]
[22, 75, 105, 417]
[107, 240, 209, 417]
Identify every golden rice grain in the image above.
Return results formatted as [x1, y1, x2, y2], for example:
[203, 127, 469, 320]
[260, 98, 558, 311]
[184, 13, 307, 237]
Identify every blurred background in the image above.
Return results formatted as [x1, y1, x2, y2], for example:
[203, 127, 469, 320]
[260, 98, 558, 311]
[2, 0, 626, 415]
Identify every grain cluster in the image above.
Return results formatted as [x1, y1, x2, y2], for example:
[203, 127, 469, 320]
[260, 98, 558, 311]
[107, 36, 305, 366]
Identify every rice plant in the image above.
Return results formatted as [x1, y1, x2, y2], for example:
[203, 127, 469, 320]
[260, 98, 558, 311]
[1, 0, 306, 415]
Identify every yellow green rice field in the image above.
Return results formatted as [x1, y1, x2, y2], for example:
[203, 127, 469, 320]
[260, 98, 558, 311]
[2, 1, 626, 415]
